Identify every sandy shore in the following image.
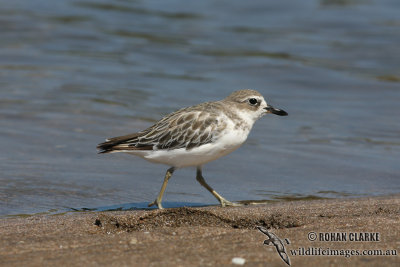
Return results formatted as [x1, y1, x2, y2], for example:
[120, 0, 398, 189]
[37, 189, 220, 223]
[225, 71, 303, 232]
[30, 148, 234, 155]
[1, 195, 399, 266]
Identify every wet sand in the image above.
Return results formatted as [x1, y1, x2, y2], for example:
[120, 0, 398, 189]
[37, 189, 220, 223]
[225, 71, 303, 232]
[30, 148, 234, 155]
[1, 195, 399, 266]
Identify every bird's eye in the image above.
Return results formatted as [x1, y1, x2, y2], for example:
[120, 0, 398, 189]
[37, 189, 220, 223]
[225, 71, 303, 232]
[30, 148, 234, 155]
[248, 98, 258, 105]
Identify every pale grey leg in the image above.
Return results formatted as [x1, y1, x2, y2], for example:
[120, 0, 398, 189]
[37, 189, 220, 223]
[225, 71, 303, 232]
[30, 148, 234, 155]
[196, 166, 241, 207]
[148, 167, 175, 209]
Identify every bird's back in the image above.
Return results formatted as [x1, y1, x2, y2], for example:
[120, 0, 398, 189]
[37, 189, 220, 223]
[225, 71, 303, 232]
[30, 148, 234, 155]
[97, 101, 230, 154]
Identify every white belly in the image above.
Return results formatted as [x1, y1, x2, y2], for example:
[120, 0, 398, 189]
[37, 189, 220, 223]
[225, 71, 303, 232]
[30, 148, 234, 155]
[129, 124, 250, 168]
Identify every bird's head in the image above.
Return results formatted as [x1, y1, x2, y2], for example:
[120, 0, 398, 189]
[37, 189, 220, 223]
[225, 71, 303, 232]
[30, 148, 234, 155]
[224, 89, 288, 122]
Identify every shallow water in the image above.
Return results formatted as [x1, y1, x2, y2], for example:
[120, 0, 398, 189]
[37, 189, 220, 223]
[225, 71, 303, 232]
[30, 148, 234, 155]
[1, 0, 399, 216]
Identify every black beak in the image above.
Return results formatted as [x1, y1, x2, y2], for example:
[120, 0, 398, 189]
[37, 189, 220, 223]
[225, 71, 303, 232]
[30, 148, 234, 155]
[264, 105, 288, 116]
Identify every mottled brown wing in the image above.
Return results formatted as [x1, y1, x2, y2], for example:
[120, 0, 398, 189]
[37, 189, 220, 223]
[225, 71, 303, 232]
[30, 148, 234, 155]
[97, 107, 226, 153]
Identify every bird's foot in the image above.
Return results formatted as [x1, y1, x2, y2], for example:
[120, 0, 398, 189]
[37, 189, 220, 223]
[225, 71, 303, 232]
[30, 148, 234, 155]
[148, 199, 163, 209]
[219, 198, 242, 207]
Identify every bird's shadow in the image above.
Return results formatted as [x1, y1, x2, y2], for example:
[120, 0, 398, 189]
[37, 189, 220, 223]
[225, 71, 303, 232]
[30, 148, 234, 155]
[69, 202, 210, 212]
[68, 199, 275, 213]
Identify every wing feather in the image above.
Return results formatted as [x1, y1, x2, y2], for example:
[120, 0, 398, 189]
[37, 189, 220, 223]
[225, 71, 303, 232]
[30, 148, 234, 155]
[97, 105, 225, 153]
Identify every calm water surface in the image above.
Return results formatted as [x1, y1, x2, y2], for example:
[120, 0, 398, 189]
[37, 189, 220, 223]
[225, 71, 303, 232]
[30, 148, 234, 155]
[1, 0, 399, 215]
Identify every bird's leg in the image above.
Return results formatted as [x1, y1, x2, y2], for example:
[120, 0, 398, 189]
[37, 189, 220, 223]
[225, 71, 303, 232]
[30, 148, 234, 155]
[196, 166, 241, 207]
[148, 167, 175, 209]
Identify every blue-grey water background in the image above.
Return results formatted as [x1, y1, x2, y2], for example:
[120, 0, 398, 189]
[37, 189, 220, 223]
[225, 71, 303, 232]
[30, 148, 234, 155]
[1, 0, 399, 216]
